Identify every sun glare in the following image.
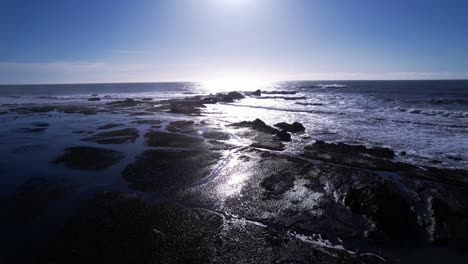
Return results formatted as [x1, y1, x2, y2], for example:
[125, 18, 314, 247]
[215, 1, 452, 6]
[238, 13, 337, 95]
[202, 77, 269, 93]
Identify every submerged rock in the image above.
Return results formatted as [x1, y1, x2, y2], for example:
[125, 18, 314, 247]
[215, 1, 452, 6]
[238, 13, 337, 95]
[83, 128, 139, 144]
[122, 149, 221, 192]
[274, 122, 306, 133]
[53, 146, 124, 170]
[87, 98, 101, 101]
[230, 118, 279, 134]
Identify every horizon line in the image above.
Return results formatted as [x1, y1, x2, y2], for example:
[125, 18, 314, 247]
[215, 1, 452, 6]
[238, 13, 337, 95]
[1, 78, 468, 86]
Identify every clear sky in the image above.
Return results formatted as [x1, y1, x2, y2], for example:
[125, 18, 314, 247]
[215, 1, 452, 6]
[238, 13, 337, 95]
[1, 0, 467, 84]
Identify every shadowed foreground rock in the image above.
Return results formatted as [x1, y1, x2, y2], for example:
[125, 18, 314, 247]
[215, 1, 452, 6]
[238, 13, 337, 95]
[345, 181, 418, 240]
[53, 146, 124, 170]
[38, 192, 384, 264]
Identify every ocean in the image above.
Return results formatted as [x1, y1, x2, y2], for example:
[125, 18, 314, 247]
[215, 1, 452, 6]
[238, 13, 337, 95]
[1, 80, 467, 169]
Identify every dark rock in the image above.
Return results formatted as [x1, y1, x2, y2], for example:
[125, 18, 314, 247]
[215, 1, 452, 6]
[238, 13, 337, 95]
[227, 91, 245, 100]
[122, 149, 221, 192]
[53, 146, 124, 170]
[400, 151, 407, 156]
[252, 89, 262, 96]
[97, 123, 124, 130]
[274, 122, 306, 133]
[0, 111, 8, 115]
[142, 98, 153, 101]
[91, 94, 99, 97]
[344, 181, 418, 239]
[83, 128, 139, 144]
[88, 98, 101, 101]
[145, 131, 204, 148]
[230, 118, 279, 134]
[306, 140, 395, 159]
[276, 129, 292, 142]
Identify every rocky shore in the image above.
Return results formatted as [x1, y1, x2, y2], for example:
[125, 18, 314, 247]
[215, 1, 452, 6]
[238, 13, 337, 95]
[1, 90, 468, 263]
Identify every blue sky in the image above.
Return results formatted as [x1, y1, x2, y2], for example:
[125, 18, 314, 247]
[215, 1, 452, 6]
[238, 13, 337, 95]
[0, 0, 467, 84]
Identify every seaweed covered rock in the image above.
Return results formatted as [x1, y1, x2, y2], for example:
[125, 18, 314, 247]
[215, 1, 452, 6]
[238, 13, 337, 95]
[122, 149, 221, 192]
[53, 146, 124, 170]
